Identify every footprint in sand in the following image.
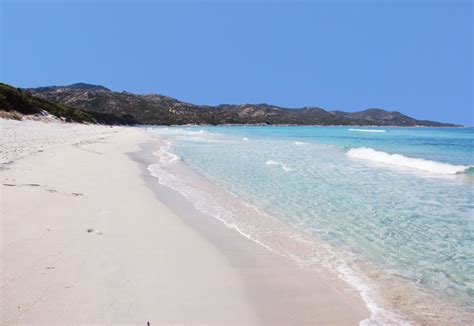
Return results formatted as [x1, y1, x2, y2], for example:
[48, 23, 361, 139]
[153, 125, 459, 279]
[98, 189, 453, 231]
[87, 228, 103, 235]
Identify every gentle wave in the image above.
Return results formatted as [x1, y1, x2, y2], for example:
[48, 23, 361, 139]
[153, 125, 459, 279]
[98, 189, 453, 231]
[347, 147, 471, 175]
[147, 127, 205, 136]
[265, 160, 294, 172]
[147, 140, 405, 325]
[146, 129, 474, 324]
[349, 129, 386, 133]
[294, 141, 309, 145]
[154, 140, 180, 166]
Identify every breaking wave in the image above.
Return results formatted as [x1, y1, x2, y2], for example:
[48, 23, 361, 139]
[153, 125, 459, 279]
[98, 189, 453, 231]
[347, 147, 471, 175]
[294, 141, 309, 145]
[349, 129, 386, 133]
[147, 141, 406, 325]
[148, 140, 474, 326]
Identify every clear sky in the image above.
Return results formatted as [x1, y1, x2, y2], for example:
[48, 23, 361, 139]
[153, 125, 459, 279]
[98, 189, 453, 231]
[2, 0, 472, 125]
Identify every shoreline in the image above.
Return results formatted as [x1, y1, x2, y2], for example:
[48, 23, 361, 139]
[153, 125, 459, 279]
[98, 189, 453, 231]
[143, 124, 468, 128]
[1, 120, 369, 324]
[131, 139, 371, 325]
[138, 135, 404, 325]
[1, 123, 259, 324]
[142, 126, 474, 325]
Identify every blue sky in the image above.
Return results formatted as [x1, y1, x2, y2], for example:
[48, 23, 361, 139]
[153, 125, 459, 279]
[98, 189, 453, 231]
[2, 0, 472, 125]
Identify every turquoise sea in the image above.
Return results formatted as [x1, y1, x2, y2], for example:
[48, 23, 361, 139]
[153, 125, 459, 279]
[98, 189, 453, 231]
[147, 126, 474, 324]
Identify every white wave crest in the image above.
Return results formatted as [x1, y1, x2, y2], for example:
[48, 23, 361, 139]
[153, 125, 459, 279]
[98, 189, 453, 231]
[147, 145, 409, 325]
[147, 127, 214, 138]
[187, 129, 205, 135]
[349, 129, 386, 133]
[265, 160, 294, 172]
[294, 141, 309, 145]
[347, 147, 470, 175]
[242, 137, 249, 141]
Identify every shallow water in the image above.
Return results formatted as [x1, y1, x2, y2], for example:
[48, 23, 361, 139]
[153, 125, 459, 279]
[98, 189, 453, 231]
[146, 126, 474, 324]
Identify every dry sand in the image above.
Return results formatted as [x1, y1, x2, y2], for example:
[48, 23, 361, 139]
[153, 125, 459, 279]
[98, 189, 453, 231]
[1, 119, 369, 325]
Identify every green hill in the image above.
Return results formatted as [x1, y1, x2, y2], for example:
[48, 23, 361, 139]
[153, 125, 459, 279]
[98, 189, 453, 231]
[0, 83, 136, 125]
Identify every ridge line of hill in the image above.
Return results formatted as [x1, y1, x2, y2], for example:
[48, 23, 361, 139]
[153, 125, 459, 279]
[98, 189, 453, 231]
[0, 82, 460, 126]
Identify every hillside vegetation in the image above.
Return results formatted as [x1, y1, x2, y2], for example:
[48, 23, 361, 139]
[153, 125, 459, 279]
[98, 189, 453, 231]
[28, 83, 458, 126]
[0, 83, 136, 125]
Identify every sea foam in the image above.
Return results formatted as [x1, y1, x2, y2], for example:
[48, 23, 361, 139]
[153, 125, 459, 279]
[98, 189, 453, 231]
[154, 140, 180, 166]
[349, 129, 386, 133]
[147, 142, 408, 326]
[265, 160, 293, 172]
[347, 147, 471, 175]
[294, 141, 309, 145]
[146, 126, 474, 324]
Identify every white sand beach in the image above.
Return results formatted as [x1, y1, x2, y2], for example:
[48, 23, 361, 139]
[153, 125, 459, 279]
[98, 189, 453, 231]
[1, 119, 369, 325]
